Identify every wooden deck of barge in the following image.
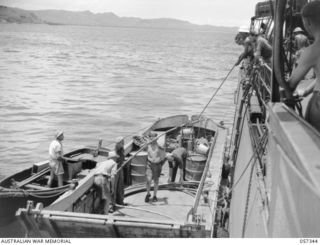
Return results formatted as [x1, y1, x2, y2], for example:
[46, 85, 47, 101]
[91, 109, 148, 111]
[16, 127, 228, 238]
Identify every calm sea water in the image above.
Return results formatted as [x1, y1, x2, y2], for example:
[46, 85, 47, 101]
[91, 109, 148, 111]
[0, 23, 240, 179]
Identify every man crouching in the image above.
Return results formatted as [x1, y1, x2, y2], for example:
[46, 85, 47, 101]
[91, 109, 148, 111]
[93, 159, 117, 214]
[166, 147, 187, 184]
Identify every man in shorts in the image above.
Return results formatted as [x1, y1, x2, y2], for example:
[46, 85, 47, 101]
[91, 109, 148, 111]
[47, 131, 66, 187]
[145, 132, 166, 203]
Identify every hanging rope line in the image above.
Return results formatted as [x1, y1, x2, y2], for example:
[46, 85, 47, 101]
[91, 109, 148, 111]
[103, 123, 153, 148]
[198, 64, 236, 118]
[216, 130, 268, 204]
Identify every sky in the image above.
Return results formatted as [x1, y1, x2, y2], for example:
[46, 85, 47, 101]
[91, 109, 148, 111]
[0, 0, 261, 27]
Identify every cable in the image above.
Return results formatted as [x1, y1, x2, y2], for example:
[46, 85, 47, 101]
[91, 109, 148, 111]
[115, 204, 179, 223]
[198, 64, 236, 118]
[103, 123, 153, 148]
[216, 131, 268, 204]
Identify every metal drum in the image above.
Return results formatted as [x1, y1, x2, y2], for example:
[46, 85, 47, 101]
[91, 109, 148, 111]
[185, 155, 207, 181]
[130, 151, 148, 184]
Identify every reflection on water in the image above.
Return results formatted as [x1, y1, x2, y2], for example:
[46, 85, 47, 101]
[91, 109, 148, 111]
[0, 23, 240, 178]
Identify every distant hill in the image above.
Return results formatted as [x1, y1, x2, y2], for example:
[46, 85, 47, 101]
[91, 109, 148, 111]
[0, 5, 43, 24]
[0, 5, 237, 32]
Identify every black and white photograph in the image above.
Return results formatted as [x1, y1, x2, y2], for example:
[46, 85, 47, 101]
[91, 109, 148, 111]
[0, 0, 319, 239]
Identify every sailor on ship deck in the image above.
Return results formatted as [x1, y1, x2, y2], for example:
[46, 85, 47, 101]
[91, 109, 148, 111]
[235, 26, 254, 66]
[250, 31, 272, 64]
[288, 1, 320, 132]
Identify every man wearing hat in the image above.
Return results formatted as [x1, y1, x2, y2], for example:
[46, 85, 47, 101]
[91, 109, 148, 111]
[145, 132, 166, 202]
[235, 26, 254, 66]
[47, 131, 66, 187]
[293, 27, 309, 51]
[293, 27, 310, 67]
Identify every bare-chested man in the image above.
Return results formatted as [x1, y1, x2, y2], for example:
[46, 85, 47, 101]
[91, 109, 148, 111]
[288, 1, 320, 132]
[145, 132, 166, 203]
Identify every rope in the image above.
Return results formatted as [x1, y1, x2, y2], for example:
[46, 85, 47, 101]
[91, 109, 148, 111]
[217, 130, 268, 204]
[19, 185, 71, 199]
[115, 64, 236, 175]
[232, 132, 268, 190]
[231, 83, 252, 166]
[241, 157, 256, 237]
[103, 123, 153, 148]
[198, 64, 236, 118]
[27, 189, 68, 199]
[115, 117, 209, 174]
[242, 189, 259, 237]
[115, 204, 179, 223]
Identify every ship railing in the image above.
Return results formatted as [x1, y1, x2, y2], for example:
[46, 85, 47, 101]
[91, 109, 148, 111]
[249, 61, 271, 108]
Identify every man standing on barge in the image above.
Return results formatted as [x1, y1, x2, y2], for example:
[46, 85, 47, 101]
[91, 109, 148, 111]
[47, 131, 65, 187]
[145, 132, 166, 203]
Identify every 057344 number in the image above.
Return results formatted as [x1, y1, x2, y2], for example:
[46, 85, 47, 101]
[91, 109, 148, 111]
[300, 239, 318, 243]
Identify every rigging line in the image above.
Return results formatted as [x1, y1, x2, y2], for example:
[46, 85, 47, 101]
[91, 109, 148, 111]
[27, 190, 67, 199]
[231, 84, 253, 165]
[242, 152, 256, 238]
[219, 131, 267, 205]
[216, 132, 268, 205]
[115, 204, 179, 223]
[103, 123, 153, 148]
[115, 117, 206, 174]
[232, 132, 268, 191]
[198, 64, 236, 118]
[242, 188, 259, 237]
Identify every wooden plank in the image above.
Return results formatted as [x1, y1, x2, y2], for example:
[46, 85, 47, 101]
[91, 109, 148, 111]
[205, 128, 228, 234]
[192, 129, 218, 212]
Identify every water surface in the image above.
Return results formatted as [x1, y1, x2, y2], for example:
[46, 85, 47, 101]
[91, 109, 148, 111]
[0, 23, 240, 178]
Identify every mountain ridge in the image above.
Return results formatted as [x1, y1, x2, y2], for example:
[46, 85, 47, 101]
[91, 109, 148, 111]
[0, 5, 237, 32]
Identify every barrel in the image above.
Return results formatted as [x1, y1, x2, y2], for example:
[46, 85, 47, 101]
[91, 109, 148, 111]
[185, 155, 207, 181]
[130, 151, 148, 184]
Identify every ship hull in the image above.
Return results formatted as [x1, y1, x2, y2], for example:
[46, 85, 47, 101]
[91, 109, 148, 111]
[229, 67, 320, 238]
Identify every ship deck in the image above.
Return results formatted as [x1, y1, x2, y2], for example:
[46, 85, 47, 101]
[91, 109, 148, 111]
[110, 127, 229, 234]
[15, 126, 228, 237]
[113, 189, 199, 223]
